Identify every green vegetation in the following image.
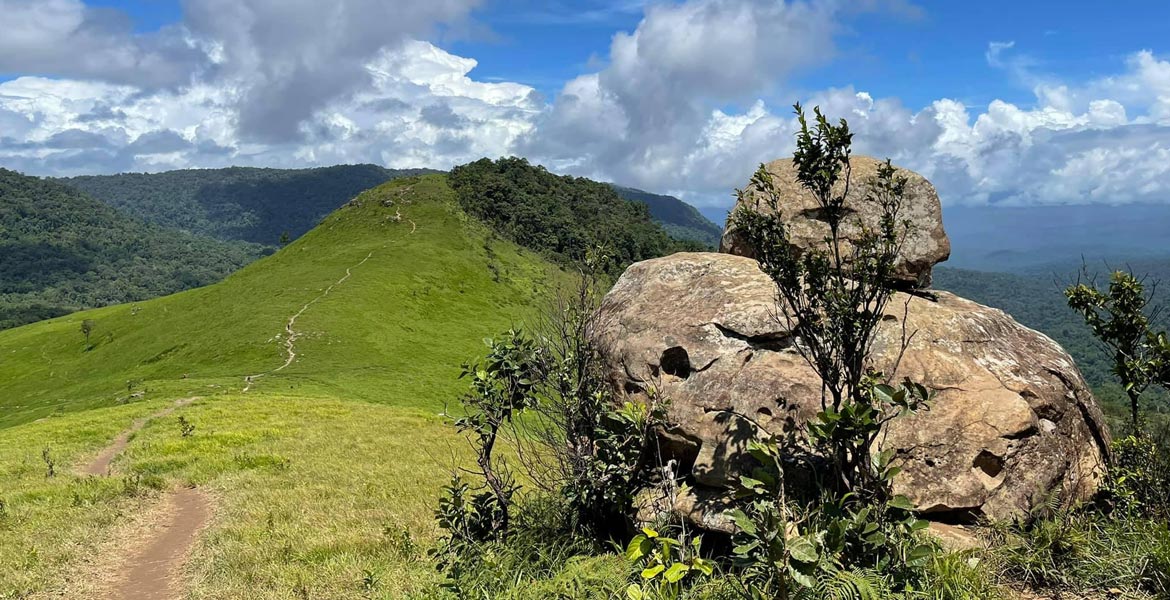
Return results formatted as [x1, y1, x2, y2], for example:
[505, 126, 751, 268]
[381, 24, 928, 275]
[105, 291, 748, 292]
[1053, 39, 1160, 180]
[613, 186, 722, 247]
[0, 169, 267, 330]
[449, 157, 706, 275]
[3, 147, 1169, 599]
[0, 175, 558, 428]
[59, 165, 437, 245]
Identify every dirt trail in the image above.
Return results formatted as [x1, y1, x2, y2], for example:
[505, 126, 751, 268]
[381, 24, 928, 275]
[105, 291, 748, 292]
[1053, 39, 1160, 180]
[96, 487, 211, 600]
[242, 250, 374, 392]
[83, 397, 196, 476]
[74, 398, 211, 600]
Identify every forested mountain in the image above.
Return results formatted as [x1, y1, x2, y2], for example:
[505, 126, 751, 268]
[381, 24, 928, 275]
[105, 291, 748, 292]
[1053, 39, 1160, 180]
[0, 169, 267, 329]
[449, 157, 706, 275]
[60, 165, 439, 245]
[612, 185, 722, 246]
[934, 260, 1170, 411]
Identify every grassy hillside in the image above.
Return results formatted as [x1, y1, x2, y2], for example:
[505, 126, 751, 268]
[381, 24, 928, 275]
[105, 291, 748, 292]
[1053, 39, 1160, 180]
[0, 174, 577, 597]
[59, 165, 439, 246]
[612, 185, 722, 247]
[0, 169, 267, 330]
[0, 174, 559, 429]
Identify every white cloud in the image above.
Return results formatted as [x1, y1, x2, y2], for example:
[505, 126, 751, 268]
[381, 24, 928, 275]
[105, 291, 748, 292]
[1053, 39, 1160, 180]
[0, 41, 536, 175]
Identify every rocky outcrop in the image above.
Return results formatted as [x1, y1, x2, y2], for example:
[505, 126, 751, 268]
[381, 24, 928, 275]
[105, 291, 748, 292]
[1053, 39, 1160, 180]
[597, 252, 1109, 526]
[720, 156, 950, 288]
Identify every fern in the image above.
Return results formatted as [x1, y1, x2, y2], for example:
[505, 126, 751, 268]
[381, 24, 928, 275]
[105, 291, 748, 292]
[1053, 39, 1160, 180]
[814, 569, 886, 600]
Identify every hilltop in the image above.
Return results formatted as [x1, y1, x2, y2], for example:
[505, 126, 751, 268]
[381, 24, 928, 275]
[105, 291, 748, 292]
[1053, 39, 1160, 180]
[0, 174, 559, 428]
[59, 165, 438, 246]
[59, 163, 720, 252]
[0, 169, 266, 330]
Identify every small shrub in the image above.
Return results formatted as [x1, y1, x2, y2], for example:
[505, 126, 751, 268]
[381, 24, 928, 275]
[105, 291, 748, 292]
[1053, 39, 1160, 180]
[178, 415, 196, 437]
[625, 527, 714, 600]
[41, 447, 54, 479]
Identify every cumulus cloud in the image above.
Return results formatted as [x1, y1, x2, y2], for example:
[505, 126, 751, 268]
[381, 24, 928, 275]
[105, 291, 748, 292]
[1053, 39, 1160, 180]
[518, 0, 837, 187]
[0, 41, 537, 175]
[0, 0, 203, 87]
[181, 0, 483, 142]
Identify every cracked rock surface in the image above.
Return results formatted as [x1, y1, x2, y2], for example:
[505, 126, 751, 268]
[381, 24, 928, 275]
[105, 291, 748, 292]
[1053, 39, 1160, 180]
[597, 252, 1109, 526]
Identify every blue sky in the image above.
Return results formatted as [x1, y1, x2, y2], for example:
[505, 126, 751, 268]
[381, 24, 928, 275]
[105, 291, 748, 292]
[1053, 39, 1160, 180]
[2, 0, 1170, 212]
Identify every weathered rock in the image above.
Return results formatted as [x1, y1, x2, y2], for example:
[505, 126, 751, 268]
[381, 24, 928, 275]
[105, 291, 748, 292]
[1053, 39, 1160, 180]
[597, 252, 1109, 526]
[720, 156, 950, 288]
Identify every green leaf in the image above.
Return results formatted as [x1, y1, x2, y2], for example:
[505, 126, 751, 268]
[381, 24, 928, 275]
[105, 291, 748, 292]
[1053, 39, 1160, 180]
[740, 476, 766, 490]
[733, 541, 760, 555]
[626, 535, 649, 562]
[641, 564, 665, 580]
[788, 535, 820, 563]
[625, 584, 644, 600]
[663, 563, 690, 583]
[789, 564, 817, 588]
[888, 495, 915, 511]
[641, 527, 659, 539]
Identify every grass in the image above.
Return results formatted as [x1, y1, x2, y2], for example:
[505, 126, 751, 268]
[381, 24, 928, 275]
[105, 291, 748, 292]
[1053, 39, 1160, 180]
[0, 174, 559, 428]
[0, 394, 463, 599]
[0, 175, 566, 597]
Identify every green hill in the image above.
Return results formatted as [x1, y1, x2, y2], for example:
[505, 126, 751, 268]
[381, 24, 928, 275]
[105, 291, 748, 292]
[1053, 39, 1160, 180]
[0, 174, 558, 429]
[59, 165, 439, 246]
[612, 185, 723, 247]
[59, 163, 719, 252]
[0, 169, 267, 330]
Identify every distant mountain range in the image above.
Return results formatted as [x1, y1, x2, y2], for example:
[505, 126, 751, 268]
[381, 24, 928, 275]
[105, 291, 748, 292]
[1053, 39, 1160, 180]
[0, 169, 266, 329]
[60, 164, 723, 249]
[58, 165, 439, 246]
[611, 186, 723, 246]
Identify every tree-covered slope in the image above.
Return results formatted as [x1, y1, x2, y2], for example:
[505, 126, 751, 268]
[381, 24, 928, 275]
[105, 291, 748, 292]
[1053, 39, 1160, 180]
[0, 174, 561, 429]
[449, 157, 705, 274]
[612, 185, 722, 247]
[0, 169, 267, 330]
[59, 165, 438, 245]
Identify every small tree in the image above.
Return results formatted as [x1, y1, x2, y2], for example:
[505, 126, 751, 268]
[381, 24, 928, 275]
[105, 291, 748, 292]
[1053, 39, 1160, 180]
[731, 104, 928, 500]
[80, 319, 95, 345]
[1066, 270, 1169, 434]
[279, 231, 291, 245]
[727, 105, 932, 596]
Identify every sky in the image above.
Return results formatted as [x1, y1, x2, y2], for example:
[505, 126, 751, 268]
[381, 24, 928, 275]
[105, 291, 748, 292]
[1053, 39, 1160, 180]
[2, 0, 1169, 217]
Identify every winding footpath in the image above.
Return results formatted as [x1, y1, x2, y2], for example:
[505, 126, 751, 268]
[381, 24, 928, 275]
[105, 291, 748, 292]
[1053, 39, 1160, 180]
[81, 398, 211, 600]
[242, 251, 374, 392]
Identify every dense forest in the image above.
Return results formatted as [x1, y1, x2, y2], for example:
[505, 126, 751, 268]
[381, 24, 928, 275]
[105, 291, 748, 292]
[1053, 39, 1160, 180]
[60, 165, 439, 245]
[612, 185, 722, 246]
[0, 169, 267, 330]
[449, 157, 706, 274]
[934, 261, 1170, 413]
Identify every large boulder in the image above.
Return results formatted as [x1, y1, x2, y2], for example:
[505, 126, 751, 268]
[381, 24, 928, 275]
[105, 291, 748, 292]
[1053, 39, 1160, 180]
[597, 252, 1109, 528]
[720, 156, 950, 288]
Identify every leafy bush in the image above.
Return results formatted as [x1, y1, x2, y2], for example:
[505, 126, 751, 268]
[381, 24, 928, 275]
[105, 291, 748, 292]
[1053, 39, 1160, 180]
[449, 157, 704, 275]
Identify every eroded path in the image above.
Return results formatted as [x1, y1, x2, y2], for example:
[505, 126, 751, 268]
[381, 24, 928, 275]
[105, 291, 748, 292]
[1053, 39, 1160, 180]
[242, 250, 375, 392]
[97, 487, 211, 600]
[83, 397, 196, 476]
[78, 398, 212, 600]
